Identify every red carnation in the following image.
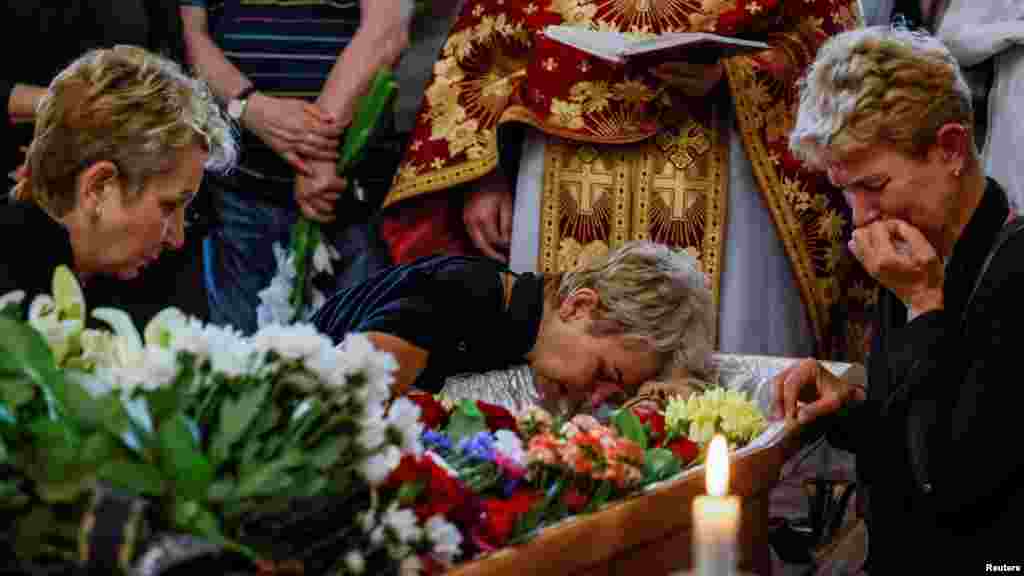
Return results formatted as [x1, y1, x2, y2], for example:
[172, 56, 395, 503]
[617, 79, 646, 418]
[631, 405, 666, 445]
[562, 486, 589, 514]
[476, 401, 518, 434]
[416, 455, 472, 522]
[384, 454, 472, 522]
[472, 490, 542, 550]
[385, 454, 423, 492]
[407, 391, 450, 429]
[666, 437, 700, 465]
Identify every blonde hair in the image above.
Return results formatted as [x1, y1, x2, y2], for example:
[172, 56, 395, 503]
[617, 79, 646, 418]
[13, 45, 236, 215]
[790, 26, 976, 168]
[551, 241, 715, 380]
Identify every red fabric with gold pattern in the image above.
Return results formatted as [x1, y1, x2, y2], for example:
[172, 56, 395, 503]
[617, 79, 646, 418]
[381, 0, 872, 357]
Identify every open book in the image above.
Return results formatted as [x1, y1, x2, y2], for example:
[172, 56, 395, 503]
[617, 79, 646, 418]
[543, 25, 770, 65]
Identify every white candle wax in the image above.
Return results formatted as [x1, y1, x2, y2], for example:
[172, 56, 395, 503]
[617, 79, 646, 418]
[692, 494, 739, 576]
[693, 435, 739, 576]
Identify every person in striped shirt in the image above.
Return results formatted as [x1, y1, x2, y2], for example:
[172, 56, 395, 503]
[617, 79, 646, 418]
[179, 0, 410, 333]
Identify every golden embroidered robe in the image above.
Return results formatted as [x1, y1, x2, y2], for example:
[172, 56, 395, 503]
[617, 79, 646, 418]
[380, 0, 873, 358]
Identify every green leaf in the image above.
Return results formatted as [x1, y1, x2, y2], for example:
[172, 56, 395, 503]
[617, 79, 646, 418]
[446, 399, 487, 444]
[0, 480, 29, 509]
[158, 414, 214, 501]
[612, 408, 648, 450]
[207, 479, 236, 503]
[144, 385, 183, 427]
[288, 218, 319, 313]
[396, 481, 425, 506]
[189, 505, 228, 546]
[174, 498, 200, 526]
[29, 419, 79, 480]
[296, 474, 328, 499]
[642, 448, 681, 483]
[584, 480, 614, 514]
[211, 381, 270, 467]
[0, 316, 62, 416]
[98, 460, 165, 497]
[337, 69, 398, 174]
[0, 373, 35, 411]
[310, 434, 347, 470]
[58, 375, 131, 438]
[288, 396, 323, 445]
[235, 450, 303, 500]
[79, 432, 120, 467]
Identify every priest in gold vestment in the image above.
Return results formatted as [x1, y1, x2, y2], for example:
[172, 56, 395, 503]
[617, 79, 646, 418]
[380, 0, 872, 360]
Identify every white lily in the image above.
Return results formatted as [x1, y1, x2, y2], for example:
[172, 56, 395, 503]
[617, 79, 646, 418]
[92, 308, 144, 368]
[143, 307, 188, 349]
[28, 294, 83, 364]
[0, 290, 25, 310]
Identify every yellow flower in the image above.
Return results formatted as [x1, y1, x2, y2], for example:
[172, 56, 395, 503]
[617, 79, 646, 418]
[665, 388, 767, 447]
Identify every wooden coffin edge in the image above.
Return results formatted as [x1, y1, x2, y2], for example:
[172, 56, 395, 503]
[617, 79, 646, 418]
[448, 422, 806, 576]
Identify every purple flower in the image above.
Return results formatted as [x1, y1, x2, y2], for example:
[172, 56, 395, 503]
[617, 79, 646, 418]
[423, 429, 452, 454]
[457, 431, 496, 463]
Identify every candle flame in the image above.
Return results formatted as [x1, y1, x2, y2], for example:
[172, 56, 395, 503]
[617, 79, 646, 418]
[706, 434, 729, 496]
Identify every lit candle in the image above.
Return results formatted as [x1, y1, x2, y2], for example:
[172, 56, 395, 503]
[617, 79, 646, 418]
[692, 434, 739, 576]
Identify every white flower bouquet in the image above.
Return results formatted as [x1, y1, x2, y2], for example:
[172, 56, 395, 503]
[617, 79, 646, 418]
[664, 387, 768, 451]
[0, 267, 460, 575]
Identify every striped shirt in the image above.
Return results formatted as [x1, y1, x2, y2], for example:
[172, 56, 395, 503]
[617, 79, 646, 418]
[181, 0, 362, 179]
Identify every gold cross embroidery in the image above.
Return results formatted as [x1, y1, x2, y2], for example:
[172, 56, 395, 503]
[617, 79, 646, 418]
[564, 147, 615, 215]
[656, 118, 712, 171]
[652, 166, 709, 221]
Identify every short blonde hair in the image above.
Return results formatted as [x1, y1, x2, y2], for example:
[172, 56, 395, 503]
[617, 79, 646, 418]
[14, 45, 236, 215]
[551, 241, 715, 379]
[790, 26, 976, 168]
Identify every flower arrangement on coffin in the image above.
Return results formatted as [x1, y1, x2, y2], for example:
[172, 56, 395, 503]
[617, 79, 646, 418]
[257, 69, 399, 327]
[399, 388, 769, 564]
[0, 267, 461, 575]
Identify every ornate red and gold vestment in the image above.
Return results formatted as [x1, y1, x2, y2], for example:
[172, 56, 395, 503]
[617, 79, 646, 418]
[381, 0, 874, 359]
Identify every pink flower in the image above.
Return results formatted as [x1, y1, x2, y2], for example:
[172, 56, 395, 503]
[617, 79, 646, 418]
[527, 433, 563, 466]
[561, 414, 602, 438]
[600, 438, 645, 488]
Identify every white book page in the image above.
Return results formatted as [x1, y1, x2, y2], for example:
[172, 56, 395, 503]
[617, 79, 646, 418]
[544, 26, 770, 62]
[542, 25, 635, 62]
[620, 32, 769, 56]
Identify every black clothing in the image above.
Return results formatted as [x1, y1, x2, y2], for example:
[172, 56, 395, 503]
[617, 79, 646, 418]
[0, 201, 208, 327]
[2, 1, 186, 176]
[829, 179, 1024, 570]
[0, 202, 75, 303]
[311, 255, 544, 392]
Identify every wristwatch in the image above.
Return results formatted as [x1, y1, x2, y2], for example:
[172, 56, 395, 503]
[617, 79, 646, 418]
[227, 85, 258, 123]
